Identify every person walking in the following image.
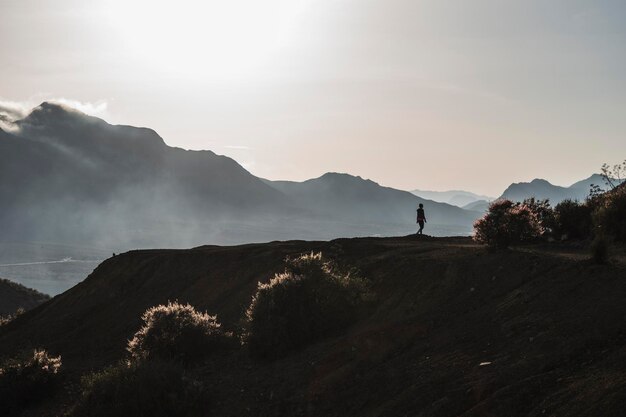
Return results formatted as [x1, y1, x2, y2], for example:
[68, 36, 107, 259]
[416, 203, 426, 235]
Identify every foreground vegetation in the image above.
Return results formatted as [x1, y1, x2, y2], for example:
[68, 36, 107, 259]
[22, 253, 369, 416]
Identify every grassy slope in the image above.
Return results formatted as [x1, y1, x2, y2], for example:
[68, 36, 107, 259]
[1, 236, 625, 416]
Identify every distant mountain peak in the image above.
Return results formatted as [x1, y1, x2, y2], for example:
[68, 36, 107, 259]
[321, 172, 362, 180]
[18, 101, 100, 130]
[13, 102, 170, 151]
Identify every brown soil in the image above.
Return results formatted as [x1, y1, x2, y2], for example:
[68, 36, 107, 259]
[1, 236, 626, 416]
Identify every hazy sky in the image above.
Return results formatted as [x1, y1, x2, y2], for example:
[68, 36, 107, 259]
[1, 0, 625, 195]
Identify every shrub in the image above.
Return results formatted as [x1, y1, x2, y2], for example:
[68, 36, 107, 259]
[70, 360, 208, 417]
[245, 252, 370, 359]
[593, 184, 626, 242]
[127, 301, 232, 365]
[0, 349, 62, 416]
[553, 199, 593, 240]
[473, 200, 543, 249]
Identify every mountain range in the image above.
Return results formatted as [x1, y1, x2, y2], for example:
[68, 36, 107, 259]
[414, 175, 613, 213]
[0, 102, 480, 252]
[1, 102, 612, 256]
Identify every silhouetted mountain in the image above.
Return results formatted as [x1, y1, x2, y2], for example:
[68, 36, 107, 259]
[0, 277, 49, 316]
[410, 189, 493, 207]
[0, 103, 481, 251]
[499, 175, 609, 204]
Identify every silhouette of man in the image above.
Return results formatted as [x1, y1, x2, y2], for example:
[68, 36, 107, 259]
[416, 203, 426, 235]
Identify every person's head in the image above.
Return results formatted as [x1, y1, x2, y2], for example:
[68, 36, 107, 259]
[419, 203, 423, 208]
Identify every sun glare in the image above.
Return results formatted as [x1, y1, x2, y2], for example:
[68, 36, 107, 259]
[104, 0, 311, 79]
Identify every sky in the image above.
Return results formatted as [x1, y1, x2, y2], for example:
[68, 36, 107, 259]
[1, 0, 625, 196]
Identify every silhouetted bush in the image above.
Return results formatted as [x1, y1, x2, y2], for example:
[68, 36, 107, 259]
[590, 235, 609, 264]
[0, 349, 62, 416]
[127, 301, 233, 365]
[593, 184, 626, 242]
[553, 199, 593, 240]
[473, 200, 543, 249]
[523, 198, 556, 236]
[245, 252, 370, 359]
[70, 360, 208, 417]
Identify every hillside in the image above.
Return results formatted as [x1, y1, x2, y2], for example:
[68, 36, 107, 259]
[1, 236, 625, 416]
[0, 278, 50, 316]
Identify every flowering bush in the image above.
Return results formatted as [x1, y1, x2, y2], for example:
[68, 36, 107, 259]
[127, 301, 232, 365]
[473, 200, 543, 249]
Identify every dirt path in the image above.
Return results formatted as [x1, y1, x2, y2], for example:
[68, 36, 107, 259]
[513, 242, 626, 267]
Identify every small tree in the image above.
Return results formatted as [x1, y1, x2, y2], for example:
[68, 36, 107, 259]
[553, 199, 592, 240]
[600, 159, 626, 190]
[127, 301, 232, 365]
[593, 182, 626, 242]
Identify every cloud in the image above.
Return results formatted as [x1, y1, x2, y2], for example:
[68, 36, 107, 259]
[222, 145, 253, 150]
[0, 100, 30, 131]
[47, 98, 109, 118]
[0, 97, 110, 132]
